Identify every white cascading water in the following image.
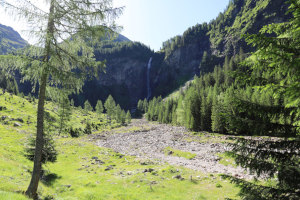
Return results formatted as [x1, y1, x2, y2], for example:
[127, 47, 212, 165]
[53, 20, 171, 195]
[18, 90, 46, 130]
[147, 57, 153, 100]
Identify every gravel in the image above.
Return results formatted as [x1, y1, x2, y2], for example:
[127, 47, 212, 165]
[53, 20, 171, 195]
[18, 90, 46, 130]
[94, 118, 255, 180]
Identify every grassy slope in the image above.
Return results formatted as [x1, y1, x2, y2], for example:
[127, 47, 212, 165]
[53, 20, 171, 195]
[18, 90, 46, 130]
[0, 92, 240, 200]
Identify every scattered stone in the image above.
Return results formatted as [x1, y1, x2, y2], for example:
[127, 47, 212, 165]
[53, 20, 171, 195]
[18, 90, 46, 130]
[92, 156, 98, 160]
[14, 118, 24, 123]
[63, 185, 72, 188]
[14, 122, 22, 127]
[1, 115, 8, 121]
[95, 118, 256, 180]
[172, 175, 184, 181]
[150, 181, 157, 185]
[140, 161, 148, 165]
[95, 159, 105, 165]
[105, 165, 114, 171]
[143, 168, 154, 173]
[0, 106, 7, 111]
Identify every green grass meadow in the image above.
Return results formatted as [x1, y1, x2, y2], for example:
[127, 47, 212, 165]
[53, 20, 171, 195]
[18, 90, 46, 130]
[0, 92, 240, 199]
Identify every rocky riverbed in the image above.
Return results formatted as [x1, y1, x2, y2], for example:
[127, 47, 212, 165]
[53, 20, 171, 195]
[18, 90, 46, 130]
[92, 118, 254, 180]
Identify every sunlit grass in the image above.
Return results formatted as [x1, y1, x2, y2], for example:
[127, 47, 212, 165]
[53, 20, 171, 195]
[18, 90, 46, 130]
[164, 146, 197, 160]
[0, 92, 241, 199]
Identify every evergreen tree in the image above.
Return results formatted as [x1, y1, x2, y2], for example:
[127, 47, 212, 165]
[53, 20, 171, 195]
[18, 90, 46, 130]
[126, 111, 131, 124]
[104, 95, 116, 118]
[224, 2, 300, 199]
[142, 98, 148, 112]
[115, 104, 122, 123]
[95, 100, 104, 115]
[0, 0, 121, 197]
[120, 109, 126, 124]
[25, 133, 57, 164]
[58, 95, 72, 135]
[211, 86, 226, 133]
[84, 100, 93, 112]
[137, 100, 143, 112]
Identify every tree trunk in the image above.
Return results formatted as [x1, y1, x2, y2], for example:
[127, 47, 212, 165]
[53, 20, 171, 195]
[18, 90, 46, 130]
[25, 0, 55, 198]
[25, 72, 48, 199]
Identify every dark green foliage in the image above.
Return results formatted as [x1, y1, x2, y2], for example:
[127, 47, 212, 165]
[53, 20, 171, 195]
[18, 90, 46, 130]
[224, 94, 298, 137]
[223, 138, 300, 200]
[84, 122, 92, 135]
[0, 74, 19, 95]
[69, 128, 81, 138]
[135, 98, 148, 118]
[103, 95, 128, 124]
[25, 133, 57, 164]
[222, 2, 300, 199]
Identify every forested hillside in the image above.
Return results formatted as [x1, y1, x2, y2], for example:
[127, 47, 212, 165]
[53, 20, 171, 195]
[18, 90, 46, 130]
[141, 1, 300, 199]
[151, 0, 292, 98]
[0, 0, 293, 110]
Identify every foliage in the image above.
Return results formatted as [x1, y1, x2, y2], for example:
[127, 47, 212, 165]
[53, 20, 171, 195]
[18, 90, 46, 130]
[0, 0, 121, 197]
[57, 94, 72, 135]
[84, 122, 92, 135]
[104, 95, 129, 125]
[126, 111, 131, 124]
[84, 100, 93, 112]
[95, 100, 104, 115]
[222, 1, 300, 199]
[24, 133, 57, 164]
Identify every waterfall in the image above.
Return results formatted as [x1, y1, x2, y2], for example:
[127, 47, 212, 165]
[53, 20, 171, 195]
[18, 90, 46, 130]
[147, 57, 153, 100]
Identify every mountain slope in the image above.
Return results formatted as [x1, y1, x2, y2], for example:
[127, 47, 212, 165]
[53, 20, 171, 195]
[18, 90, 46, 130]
[0, 0, 293, 109]
[150, 0, 292, 98]
[74, 40, 153, 109]
[0, 24, 27, 54]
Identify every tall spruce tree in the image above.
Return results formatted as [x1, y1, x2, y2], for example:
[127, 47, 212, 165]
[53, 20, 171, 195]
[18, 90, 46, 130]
[0, 0, 121, 198]
[224, 1, 300, 199]
[104, 95, 116, 118]
[95, 100, 104, 115]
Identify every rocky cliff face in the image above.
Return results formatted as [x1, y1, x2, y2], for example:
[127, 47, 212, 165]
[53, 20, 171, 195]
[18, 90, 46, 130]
[73, 41, 153, 109]
[150, 0, 291, 98]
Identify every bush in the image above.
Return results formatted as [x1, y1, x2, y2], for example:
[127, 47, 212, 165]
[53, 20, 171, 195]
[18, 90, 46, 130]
[84, 122, 92, 135]
[69, 128, 80, 138]
[25, 133, 57, 164]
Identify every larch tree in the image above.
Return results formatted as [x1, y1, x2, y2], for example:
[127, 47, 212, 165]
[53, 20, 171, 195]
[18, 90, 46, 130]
[0, 0, 121, 198]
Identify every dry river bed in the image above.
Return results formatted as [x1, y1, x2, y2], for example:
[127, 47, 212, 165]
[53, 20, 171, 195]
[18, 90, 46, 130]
[91, 118, 255, 180]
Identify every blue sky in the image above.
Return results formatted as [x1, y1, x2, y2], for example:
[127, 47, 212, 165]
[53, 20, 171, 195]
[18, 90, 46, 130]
[0, 0, 230, 51]
[114, 0, 230, 50]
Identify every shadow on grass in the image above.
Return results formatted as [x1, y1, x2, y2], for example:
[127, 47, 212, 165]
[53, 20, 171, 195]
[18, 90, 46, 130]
[41, 172, 61, 186]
